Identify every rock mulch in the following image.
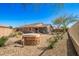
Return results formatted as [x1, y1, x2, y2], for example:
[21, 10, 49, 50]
[0, 33, 77, 56]
[41, 33, 77, 56]
[41, 33, 68, 56]
[0, 34, 52, 56]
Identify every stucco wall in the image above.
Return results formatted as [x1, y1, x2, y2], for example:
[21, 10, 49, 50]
[0, 27, 13, 37]
[69, 22, 79, 55]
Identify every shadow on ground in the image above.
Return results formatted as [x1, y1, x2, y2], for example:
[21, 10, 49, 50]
[67, 32, 78, 56]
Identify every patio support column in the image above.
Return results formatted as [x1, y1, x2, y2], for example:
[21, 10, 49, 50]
[38, 27, 40, 33]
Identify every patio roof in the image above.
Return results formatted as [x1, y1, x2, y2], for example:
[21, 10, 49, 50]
[16, 23, 52, 28]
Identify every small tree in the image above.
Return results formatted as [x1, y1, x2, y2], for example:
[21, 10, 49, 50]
[52, 15, 78, 32]
[48, 15, 78, 49]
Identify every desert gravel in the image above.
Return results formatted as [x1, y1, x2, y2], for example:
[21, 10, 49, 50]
[0, 33, 77, 56]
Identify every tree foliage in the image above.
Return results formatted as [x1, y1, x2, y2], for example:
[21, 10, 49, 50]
[48, 15, 78, 49]
[52, 15, 78, 29]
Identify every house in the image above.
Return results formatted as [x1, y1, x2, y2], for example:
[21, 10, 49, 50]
[15, 23, 53, 34]
[0, 25, 13, 37]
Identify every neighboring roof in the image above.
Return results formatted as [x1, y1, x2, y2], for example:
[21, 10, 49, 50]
[0, 25, 10, 28]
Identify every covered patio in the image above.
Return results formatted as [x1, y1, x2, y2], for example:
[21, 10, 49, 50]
[16, 23, 53, 34]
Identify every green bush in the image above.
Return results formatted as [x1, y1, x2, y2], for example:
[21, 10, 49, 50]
[0, 36, 8, 47]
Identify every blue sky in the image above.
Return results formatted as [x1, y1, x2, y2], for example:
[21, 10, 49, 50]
[0, 3, 78, 27]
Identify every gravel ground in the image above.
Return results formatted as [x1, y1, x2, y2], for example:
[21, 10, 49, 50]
[41, 33, 68, 56]
[0, 34, 52, 56]
[0, 33, 77, 56]
[41, 33, 77, 56]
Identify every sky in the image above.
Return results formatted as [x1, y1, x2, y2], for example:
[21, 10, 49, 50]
[0, 3, 79, 27]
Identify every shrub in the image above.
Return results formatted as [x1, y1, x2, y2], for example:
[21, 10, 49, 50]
[9, 33, 16, 37]
[9, 31, 22, 38]
[48, 38, 57, 49]
[0, 36, 8, 47]
[17, 31, 22, 35]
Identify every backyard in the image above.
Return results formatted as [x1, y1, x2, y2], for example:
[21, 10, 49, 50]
[0, 32, 77, 56]
[0, 4, 78, 56]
